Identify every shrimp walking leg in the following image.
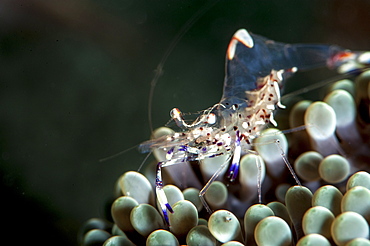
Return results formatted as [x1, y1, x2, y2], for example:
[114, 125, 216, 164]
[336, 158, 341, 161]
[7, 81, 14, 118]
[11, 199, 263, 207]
[274, 139, 301, 186]
[254, 130, 301, 186]
[155, 161, 174, 224]
[227, 130, 242, 182]
[199, 158, 231, 213]
[244, 149, 264, 203]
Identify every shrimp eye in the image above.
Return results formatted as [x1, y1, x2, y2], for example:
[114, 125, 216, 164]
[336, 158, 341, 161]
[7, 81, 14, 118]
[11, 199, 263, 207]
[170, 108, 182, 119]
[170, 108, 185, 128]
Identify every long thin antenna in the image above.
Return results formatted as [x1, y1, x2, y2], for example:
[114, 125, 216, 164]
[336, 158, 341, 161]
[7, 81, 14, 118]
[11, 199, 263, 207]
[281, 69, 368, 100]
[99, 145, 138, 162]
[100, 2, 219, 164]
[147, 0, 220, 133]
[137, 151, 152, 173]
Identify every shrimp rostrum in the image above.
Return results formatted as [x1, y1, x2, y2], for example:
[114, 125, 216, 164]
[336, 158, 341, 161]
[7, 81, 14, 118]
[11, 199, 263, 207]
[139, 29, 370, 224]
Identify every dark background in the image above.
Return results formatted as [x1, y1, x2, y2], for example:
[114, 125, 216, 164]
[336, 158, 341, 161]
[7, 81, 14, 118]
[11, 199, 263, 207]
[1, 0, 369, 244]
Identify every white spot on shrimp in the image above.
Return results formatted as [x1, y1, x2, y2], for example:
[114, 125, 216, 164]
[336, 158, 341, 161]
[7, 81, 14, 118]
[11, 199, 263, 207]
[235, 29, 254, 48]
[242, 122, 249, 129]
[227, 39, 239, 60]
[276, 69, 284, 81]
[227, 29, 254, 60]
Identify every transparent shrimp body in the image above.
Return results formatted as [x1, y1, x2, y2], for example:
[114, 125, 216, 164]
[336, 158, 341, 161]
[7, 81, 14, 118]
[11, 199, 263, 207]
[139, 29, 370, 224]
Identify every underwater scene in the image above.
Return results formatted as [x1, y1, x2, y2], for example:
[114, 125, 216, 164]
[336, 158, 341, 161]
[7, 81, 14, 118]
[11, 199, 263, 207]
[1, 0, 370, 245]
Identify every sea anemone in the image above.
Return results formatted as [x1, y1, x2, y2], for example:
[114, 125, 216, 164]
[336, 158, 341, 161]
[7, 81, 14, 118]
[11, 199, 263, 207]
[80, 71, 370, 245]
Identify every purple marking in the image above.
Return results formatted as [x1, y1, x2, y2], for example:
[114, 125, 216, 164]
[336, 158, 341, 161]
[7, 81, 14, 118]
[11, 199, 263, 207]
[202, 147, 207, 152]
[162, 203, 174, 225]
[162, 209, 169, 225]
[156, 162, 164, 187]
[167, 148, 174, 155]
[178, 145, 188, 152]
[166, 203, 174, 213]
[228, 162, 239, 181]
[235, 130, 241, 144]
[228, 130, 241, 181]
[156, 179, 163, 187]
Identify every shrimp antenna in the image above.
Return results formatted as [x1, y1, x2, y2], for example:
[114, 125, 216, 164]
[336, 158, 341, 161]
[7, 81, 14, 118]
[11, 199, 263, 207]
[282, 68, 370, 100]
[136, 151, 152, 173]
[147, 0, 220, 133]
[99, 144, 138, 162]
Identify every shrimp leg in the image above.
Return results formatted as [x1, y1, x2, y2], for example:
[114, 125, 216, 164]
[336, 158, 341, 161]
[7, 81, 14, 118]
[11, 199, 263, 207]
[227, 130, 241, 182]
[199, 156, 231, 213]
[155, 161, 174, 225]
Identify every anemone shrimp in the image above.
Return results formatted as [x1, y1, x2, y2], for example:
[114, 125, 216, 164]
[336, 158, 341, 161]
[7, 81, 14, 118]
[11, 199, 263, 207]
[138, 28, 370, 224]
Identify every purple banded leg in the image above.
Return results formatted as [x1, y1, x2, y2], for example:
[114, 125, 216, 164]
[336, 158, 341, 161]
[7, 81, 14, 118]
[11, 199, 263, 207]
[228, 131, 241, 182]
[227, 145, 241, 182]
[156, 161, 174, 225]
